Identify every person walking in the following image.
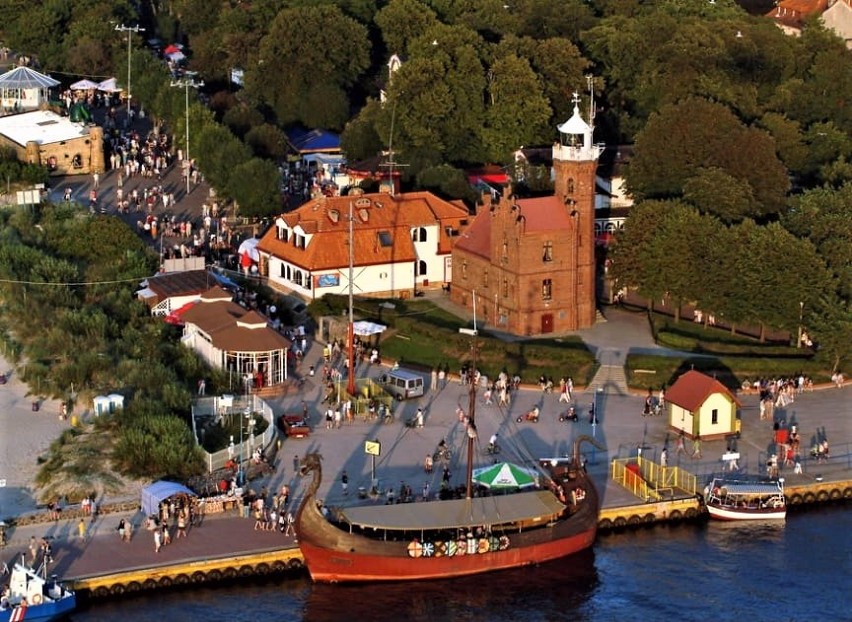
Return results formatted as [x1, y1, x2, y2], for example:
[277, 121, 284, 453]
[176, 512, 187, 538]
[284, 511, 296, 538]
[675, 433, 687, 457]
[154, 529, 162, 553]
[691, 435, 702, 460]
[77, 518, 87, 540]
[341, 470, 349, 495]
[660, 448, 668, 469]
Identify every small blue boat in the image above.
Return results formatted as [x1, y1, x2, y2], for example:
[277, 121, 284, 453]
[1, 555, 76, 622]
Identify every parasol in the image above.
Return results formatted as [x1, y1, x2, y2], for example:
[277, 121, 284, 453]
[472, 462, 539, 489]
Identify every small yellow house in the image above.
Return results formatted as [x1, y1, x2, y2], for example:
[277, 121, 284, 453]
[666, 370, 741, 441]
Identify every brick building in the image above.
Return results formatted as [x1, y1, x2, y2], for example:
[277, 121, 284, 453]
[450, 96, 602, 336]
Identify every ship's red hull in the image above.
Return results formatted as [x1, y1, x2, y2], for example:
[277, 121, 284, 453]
[299, 525, 597, 582]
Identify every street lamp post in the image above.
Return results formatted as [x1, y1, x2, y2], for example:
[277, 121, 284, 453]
[797, 301, 804, 348]
[170, 73, 204, 197]
[115, 24, 145, 120]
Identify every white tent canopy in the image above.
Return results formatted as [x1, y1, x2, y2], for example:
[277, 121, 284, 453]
[97, 77, 120, 93]
[70, 79, 99, 90]
[353, 320, 387, 336]
[238, 237, 260, 262]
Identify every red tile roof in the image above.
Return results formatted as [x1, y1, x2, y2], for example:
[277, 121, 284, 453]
[516, 196, 575, 233]
[453, 208, 491, 259]
[665, 370, 741, 412]
[257, 191, 470, 271]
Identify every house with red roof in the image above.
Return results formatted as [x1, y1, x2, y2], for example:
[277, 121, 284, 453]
[256, 191, 470, 300]
[450, 95, 602, 335]
[665, 370, 742, 441]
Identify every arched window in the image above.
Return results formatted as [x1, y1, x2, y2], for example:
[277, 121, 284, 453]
[419, 227, 427, 242]
[417, 260, 427, 276]
[293, 271, 303, 287]
[542, 279, 552, 301]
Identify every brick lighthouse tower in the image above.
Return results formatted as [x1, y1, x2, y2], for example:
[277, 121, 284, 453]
[551, 91, 603, 329]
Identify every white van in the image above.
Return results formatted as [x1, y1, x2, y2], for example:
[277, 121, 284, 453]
[379, 369, 425, 400]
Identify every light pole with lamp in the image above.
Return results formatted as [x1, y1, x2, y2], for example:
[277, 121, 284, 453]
[115, 23, 145, 119]
[797, 301, 804, 348]
[170, 73, 204, 196]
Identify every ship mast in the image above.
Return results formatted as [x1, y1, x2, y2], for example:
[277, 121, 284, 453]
[347, 200, 356, 396]
[463, 299, 479, 500]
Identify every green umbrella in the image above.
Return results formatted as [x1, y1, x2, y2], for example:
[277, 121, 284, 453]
[472, 462, 539, 489]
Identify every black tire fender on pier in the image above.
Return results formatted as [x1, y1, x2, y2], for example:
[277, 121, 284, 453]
[272, 561, 286, 573]
[287, 558, 303, 570]
[94, 586, 110, 598]
[817, 491, 830, 502]
[223, 567, 237, 579]
[613, 517, 627, 529]
[790, 493, 803, 505]
[669, 510, 683, 522]
[255, 563, 271, 575]
[643, 513, 656, 524]
[158, 577, 173, 588]
[175, 574, 190, 585]
[142, 579, 157, 591]
[843, 487, 852, 499]
[685, 507, 699, 520]
[239, 565, 253, 577]
[192, 571, 206, 583]
[206, 569, 222, 582]
[829, 489, 841, 500]
[111, 584, 126, 596]
[598, 518, 612, 531]
[126, 581, 141, 593]
[627, 515, 641, 527]
[804, 492, 817, 504]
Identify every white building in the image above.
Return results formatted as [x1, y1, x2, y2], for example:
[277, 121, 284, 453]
[257, 191, 471, 300]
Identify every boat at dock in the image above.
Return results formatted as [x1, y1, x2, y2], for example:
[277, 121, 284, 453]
[703, 478, 787, 521]
[294, 352, 602, 583]
[1, 555, 76, 622]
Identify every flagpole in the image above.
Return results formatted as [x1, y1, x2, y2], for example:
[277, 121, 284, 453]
[347, 200, 356, 396]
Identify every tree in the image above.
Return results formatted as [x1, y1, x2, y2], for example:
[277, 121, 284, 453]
[682, 167, 759, 224]
[227, 158, 282, 218]
[782, 183, 852, 302]
[481, 54, 551, 163]
[627, 97, 789, 220]
[375, 0, 439, 55]
[246, 5, 370, 129]
[194, 124, 251, 200]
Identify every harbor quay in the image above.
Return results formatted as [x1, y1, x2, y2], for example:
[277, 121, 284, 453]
[1, 340, 848, 598]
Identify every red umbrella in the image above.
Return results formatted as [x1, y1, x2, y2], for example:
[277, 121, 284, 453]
[163, 44, 182, 55]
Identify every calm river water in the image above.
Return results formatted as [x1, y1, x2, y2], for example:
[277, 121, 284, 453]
[69, 505, 850, 622]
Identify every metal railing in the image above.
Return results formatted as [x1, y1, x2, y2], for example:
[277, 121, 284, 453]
[612, 456, 697, 501]
[190, 394, 276, 473]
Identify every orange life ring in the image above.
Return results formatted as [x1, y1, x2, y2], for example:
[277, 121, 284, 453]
[499, 535, 510, 550]
[478, 538, 490, 554]
[407, 540, 423, 558]
[31, 593, 43, 605]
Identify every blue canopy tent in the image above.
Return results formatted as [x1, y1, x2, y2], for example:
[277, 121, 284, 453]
[140, 481, 196, 516]
[286, 127, 341, 155]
